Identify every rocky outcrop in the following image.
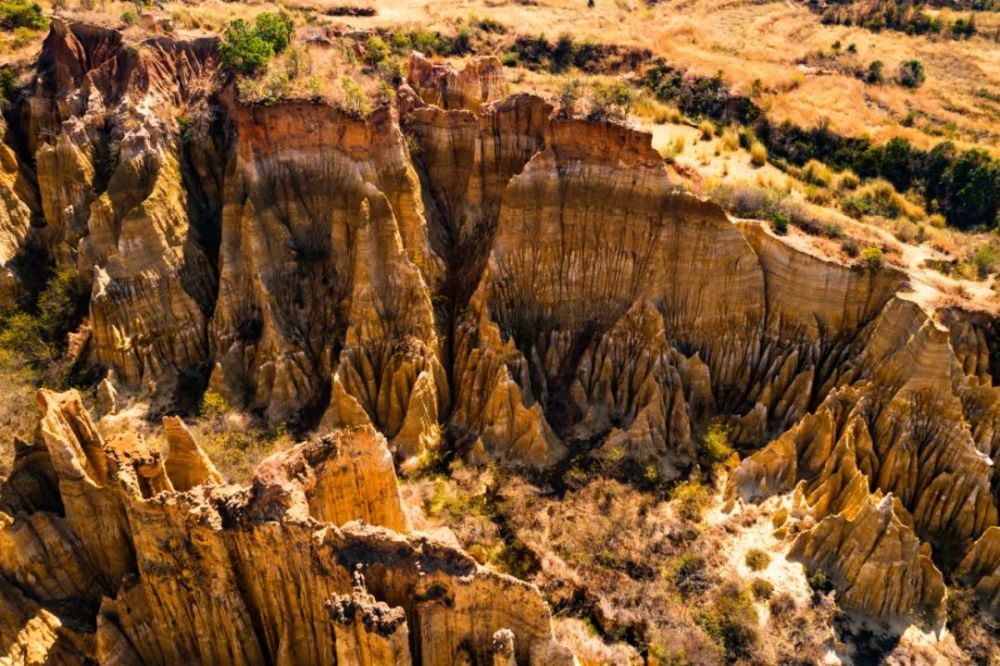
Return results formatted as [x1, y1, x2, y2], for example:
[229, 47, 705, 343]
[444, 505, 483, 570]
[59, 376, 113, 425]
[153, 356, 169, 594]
[0, 112, 39, 309]
[957, 526, 1000, 611]
[0, 390, 573, 665]
[207, 98, 446, 466]
[162, 415, 222, 490]
[25, 20, 222, 391]
[3, 19, 999, 637]
[729, 296, 1000, 620]
[407, 53, 509, 112]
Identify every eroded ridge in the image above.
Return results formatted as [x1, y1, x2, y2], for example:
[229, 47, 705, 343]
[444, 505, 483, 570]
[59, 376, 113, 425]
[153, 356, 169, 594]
[0, 389, 572, 665]
[0, 19, 997, 645]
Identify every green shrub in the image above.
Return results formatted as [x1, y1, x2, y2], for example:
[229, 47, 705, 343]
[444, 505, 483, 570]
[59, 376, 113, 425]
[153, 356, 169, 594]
[926, 146, 1000, 230]
[972, 244, 999, 278]
[341, 76, 371, 117]
[10, 24, 32, 47]
[897, 59, 925, 88]
[751, 578, 774, 600]
[802, 159, 834, 187]
[0, 311, 45, 356]
[769, 592, 796, 617]
[843, 179, 917, 219]
[558, 78, 581, 115]
[772, 211, 789, 235]
[364, 34, 388, 67]
[121, 10, 138, 26]
[220, 12, 294, 77]
[671, 553, 708, 595]
[865, 60, 884, 84]
[200, 389, 229, 417]
[744, 548, 770, 571]
[0, 266, 85, 359]
[699, 422, 733, 465]
[220, 19, 275, 76]
[672, 480, 711, 521]
[588, 80, 633, 120]
[696, 582, 759, 660]
[808, 568, 834, 594]
[254, 11, 294, 54]
[409, 30, 449, 56]
[861, 245, 883, 270]
[35, 266, 84, 346]
[0, 1, 46, 30]
[835, 170, 860, 191]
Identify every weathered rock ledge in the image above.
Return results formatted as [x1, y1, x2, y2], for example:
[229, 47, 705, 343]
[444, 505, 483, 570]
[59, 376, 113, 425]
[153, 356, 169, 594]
[0, 19, 997, 641]
[0, 389, 573, 664]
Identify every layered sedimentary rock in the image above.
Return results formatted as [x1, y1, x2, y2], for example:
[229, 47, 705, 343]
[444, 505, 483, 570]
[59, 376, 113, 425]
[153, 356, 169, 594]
[1, 18, 999, 638]
[25, 20, 222, 390]
[208, 98, 446, 474]
[406, 53, 509, 112]
[0, 390, 572, 665]
[0, 112, 39, 309]
[729, 296, 1000, 619]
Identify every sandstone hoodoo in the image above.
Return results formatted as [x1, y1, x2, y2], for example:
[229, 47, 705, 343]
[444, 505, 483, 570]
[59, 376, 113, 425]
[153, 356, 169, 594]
[0, 12, 998, 665]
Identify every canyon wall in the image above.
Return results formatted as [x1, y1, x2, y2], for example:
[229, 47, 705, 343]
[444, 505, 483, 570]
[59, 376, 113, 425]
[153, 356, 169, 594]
[0, 21, 998, 659]
[0, 389, 573, 665]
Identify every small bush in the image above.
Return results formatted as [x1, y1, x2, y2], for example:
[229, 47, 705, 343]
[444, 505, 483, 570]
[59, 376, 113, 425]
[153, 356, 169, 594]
[588, 80, 633, 120]
[10, 24, 32, 47]
[500, 51, 519, 67]
[843, 179, 920, 219]
[720, 128, 739, 152]
[749, 141, 767, 166]
[697, 581, 759, 660]
[341, 75, 371, 117]
[802, 159, 834, 187]
[700, 423, 733, 465]
[866, 60, 884, 84]
[673, 480, 711, 521]
[772, 211, 789, 235]
[121, 10, 138, 26]
[834, 170, 860, 191]
[861, 245, 883, 270]
[972, 244, 999, 278]
[220, 12, 294, 77]
[769, 592, 796, 617]
[254, 11, 294, 54]
[364, 34, 388, 67]
[671, 553, 708, 595]
[699, 120, 715, 141]
[558, 78, 581, 116]
[220, 20, 275, 76]
[200, 389, 229, 417]
[744, 548, 770, 571]
[751, 578, 774, 600]
[807, 568, 834, 595]
[897, 59, 925, 88]
[0, 0, 46, 30]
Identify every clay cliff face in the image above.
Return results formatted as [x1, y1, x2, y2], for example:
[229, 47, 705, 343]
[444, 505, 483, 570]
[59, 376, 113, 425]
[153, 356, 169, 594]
[1, 19, 999, 657]
[0, 389, 573, 665]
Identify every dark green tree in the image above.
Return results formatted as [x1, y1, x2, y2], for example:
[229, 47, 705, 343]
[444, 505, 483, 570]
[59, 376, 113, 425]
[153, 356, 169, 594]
[219, 19, 275, 76]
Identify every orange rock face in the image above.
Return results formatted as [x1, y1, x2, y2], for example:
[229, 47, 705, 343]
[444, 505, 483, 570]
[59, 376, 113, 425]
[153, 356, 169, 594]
[1, 390, 573, 665]
[1, 17, 999, 661]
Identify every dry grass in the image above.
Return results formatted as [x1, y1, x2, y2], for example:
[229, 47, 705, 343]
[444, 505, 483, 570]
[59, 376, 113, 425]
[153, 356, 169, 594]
[401, 464, 867, 664]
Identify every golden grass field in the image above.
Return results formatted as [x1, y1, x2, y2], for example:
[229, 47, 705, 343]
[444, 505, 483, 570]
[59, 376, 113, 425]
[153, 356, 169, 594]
[3, 0, 992, 157]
